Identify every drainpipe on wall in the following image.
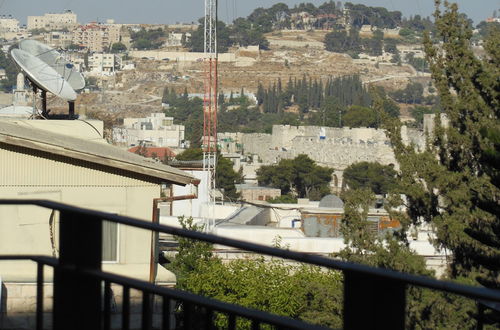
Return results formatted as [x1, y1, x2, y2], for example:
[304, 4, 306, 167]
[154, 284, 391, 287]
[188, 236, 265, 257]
[149, 183, 199, 283]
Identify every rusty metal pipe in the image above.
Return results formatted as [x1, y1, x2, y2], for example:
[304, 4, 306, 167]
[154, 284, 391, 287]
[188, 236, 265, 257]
[149, 191, 198, 283]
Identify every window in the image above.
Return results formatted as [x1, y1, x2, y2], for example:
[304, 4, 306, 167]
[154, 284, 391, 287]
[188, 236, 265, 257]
[102, 221, 118, 262]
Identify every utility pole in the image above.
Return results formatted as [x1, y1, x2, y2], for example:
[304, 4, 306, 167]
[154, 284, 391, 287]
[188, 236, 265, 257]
[203, 0, 218, 231]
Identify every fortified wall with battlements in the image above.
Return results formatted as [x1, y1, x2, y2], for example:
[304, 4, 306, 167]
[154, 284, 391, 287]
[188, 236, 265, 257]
[221, 124, 426, 191]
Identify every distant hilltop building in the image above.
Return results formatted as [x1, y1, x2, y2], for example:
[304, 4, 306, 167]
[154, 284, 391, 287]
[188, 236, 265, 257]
[113, 113, 185, 148]
[72, 23, 121, 52]
[0, 15, 20, 32]
[27, 10, 77, 31]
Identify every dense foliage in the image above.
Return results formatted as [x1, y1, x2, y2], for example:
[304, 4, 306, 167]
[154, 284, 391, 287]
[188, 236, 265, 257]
[184, 258, 343, 328]
[163, 88, 204, 145]
[257, 75, 371, 115]
[185, 16, 269, 52]
[110, 42, 127, 53]
[344, 2, 402, 29]
[390, 81, 425, 104]
[378, 0, 500, 324]
[257, 154, 333, 200]
[343, 162, 397, 194]
[130, 27, 165, 50]
[166, 216, 343, 329]
[324, 28, 390, 58]
[0, 49, 19, 92]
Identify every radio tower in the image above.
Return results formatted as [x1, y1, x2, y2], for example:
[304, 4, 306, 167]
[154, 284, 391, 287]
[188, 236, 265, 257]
[203, 0, 218, 230]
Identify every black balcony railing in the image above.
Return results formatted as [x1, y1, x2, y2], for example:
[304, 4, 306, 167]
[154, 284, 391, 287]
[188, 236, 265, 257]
[1, 199, 500, 330]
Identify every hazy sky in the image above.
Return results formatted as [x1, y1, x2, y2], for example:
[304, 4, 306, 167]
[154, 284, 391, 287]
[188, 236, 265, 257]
[1, 0, 498, 26]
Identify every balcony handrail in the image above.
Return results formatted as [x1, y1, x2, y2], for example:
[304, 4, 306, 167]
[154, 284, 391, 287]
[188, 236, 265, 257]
[1, 198, 499, 303]
[0, 255, 327, 330]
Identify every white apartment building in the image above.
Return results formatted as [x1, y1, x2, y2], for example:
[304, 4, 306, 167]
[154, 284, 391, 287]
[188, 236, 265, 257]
[0, 15, 20, 32]
[27, 10, 77, 31]
[88, 53, 121, 73]
[113, 113, 185, 148]
[72, 23, 121, 52]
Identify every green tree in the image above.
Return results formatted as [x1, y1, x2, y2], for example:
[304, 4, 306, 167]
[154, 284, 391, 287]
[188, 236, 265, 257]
[187, 18, 232, 52]
[378, 1, 500, 323]
[324, 28, 362, 57]
[231, 17, 269, 50]
[165, 216, 212, 289]
[130, 27, 165, 50]
[391, 81, 424, 104]
[257, 155, 333, 199]
[183, 257, 343, 328]
[339, 188, 474, 329]
[216, 156, 242, 201]
[110, 42, 127, 53]
[410, 105, 437, 127]
[342, 105, 378, 128]
[175, 147, 203, 161]
[343, 162, 397, 194]
[0, 49, 18, 92]
[384, 38, 399, 54]
[175, 148, 242, 200]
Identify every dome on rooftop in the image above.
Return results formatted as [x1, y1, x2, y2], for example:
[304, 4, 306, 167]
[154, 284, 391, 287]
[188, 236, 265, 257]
[319, 194, 344, 209]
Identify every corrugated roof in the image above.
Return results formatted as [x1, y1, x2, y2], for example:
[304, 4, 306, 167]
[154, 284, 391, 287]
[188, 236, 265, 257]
[0, 120, 197, 186]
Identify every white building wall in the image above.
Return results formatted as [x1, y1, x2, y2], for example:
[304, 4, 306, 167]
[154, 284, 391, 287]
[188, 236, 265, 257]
[171, 170, 208, 218]
[113, 114, 185, 147]
[0, 17, 20, 32]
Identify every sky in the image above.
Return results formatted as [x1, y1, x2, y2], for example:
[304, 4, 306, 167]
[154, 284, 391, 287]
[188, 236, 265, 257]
[1, 0, 498, 26]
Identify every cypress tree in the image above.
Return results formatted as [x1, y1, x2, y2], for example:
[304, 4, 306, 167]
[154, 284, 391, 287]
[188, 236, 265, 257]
[380, 1, 500, 318]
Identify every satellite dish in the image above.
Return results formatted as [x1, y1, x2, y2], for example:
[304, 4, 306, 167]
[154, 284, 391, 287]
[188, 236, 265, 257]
[11, 49, 77, 101]
[19, 40, 85, 90]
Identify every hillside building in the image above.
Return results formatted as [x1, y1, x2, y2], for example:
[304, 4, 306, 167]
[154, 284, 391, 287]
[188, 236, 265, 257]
[88, 53, 121, 73]
[27, 10, 77, 31]
[43, 30, 73, 49]
[235, 184, 281, 202]
[0, 15, 20, 32]
[113, 113, 185, 148]
[72, 23, 121, 52]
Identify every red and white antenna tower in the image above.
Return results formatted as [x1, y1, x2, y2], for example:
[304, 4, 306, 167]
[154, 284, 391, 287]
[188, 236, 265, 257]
[203, 0, 218, 229]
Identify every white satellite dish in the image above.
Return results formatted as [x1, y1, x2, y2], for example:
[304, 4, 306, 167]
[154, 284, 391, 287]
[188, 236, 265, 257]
[19, 40, 85, 91]
[11, 49, 77, 101]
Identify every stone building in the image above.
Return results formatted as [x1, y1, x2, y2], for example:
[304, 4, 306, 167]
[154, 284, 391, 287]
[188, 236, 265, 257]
[43, 31, 73, 49]
[0, 15, 20, 32]
[72, 23, 121, 52]
[88, 53, 121, 73]
[113, 113, 185, 148]
[27, 10, 77, 31]
[235, 184, 281, 202]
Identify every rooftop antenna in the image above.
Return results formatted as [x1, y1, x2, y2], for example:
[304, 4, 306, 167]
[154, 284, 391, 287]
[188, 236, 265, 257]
[11, 49, 77, 118]
[18, 40, 85, 118]
[203, 0, 218, 231]
[19, 40, 85, 90]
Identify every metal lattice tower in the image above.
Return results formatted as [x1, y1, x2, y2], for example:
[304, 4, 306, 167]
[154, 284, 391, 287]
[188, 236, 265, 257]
[203, 0, 218, 230]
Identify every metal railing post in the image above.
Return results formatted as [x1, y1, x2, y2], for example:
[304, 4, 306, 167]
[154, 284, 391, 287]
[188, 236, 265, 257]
[344, 271, 406, 330]
[53, 211, 102, 330]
